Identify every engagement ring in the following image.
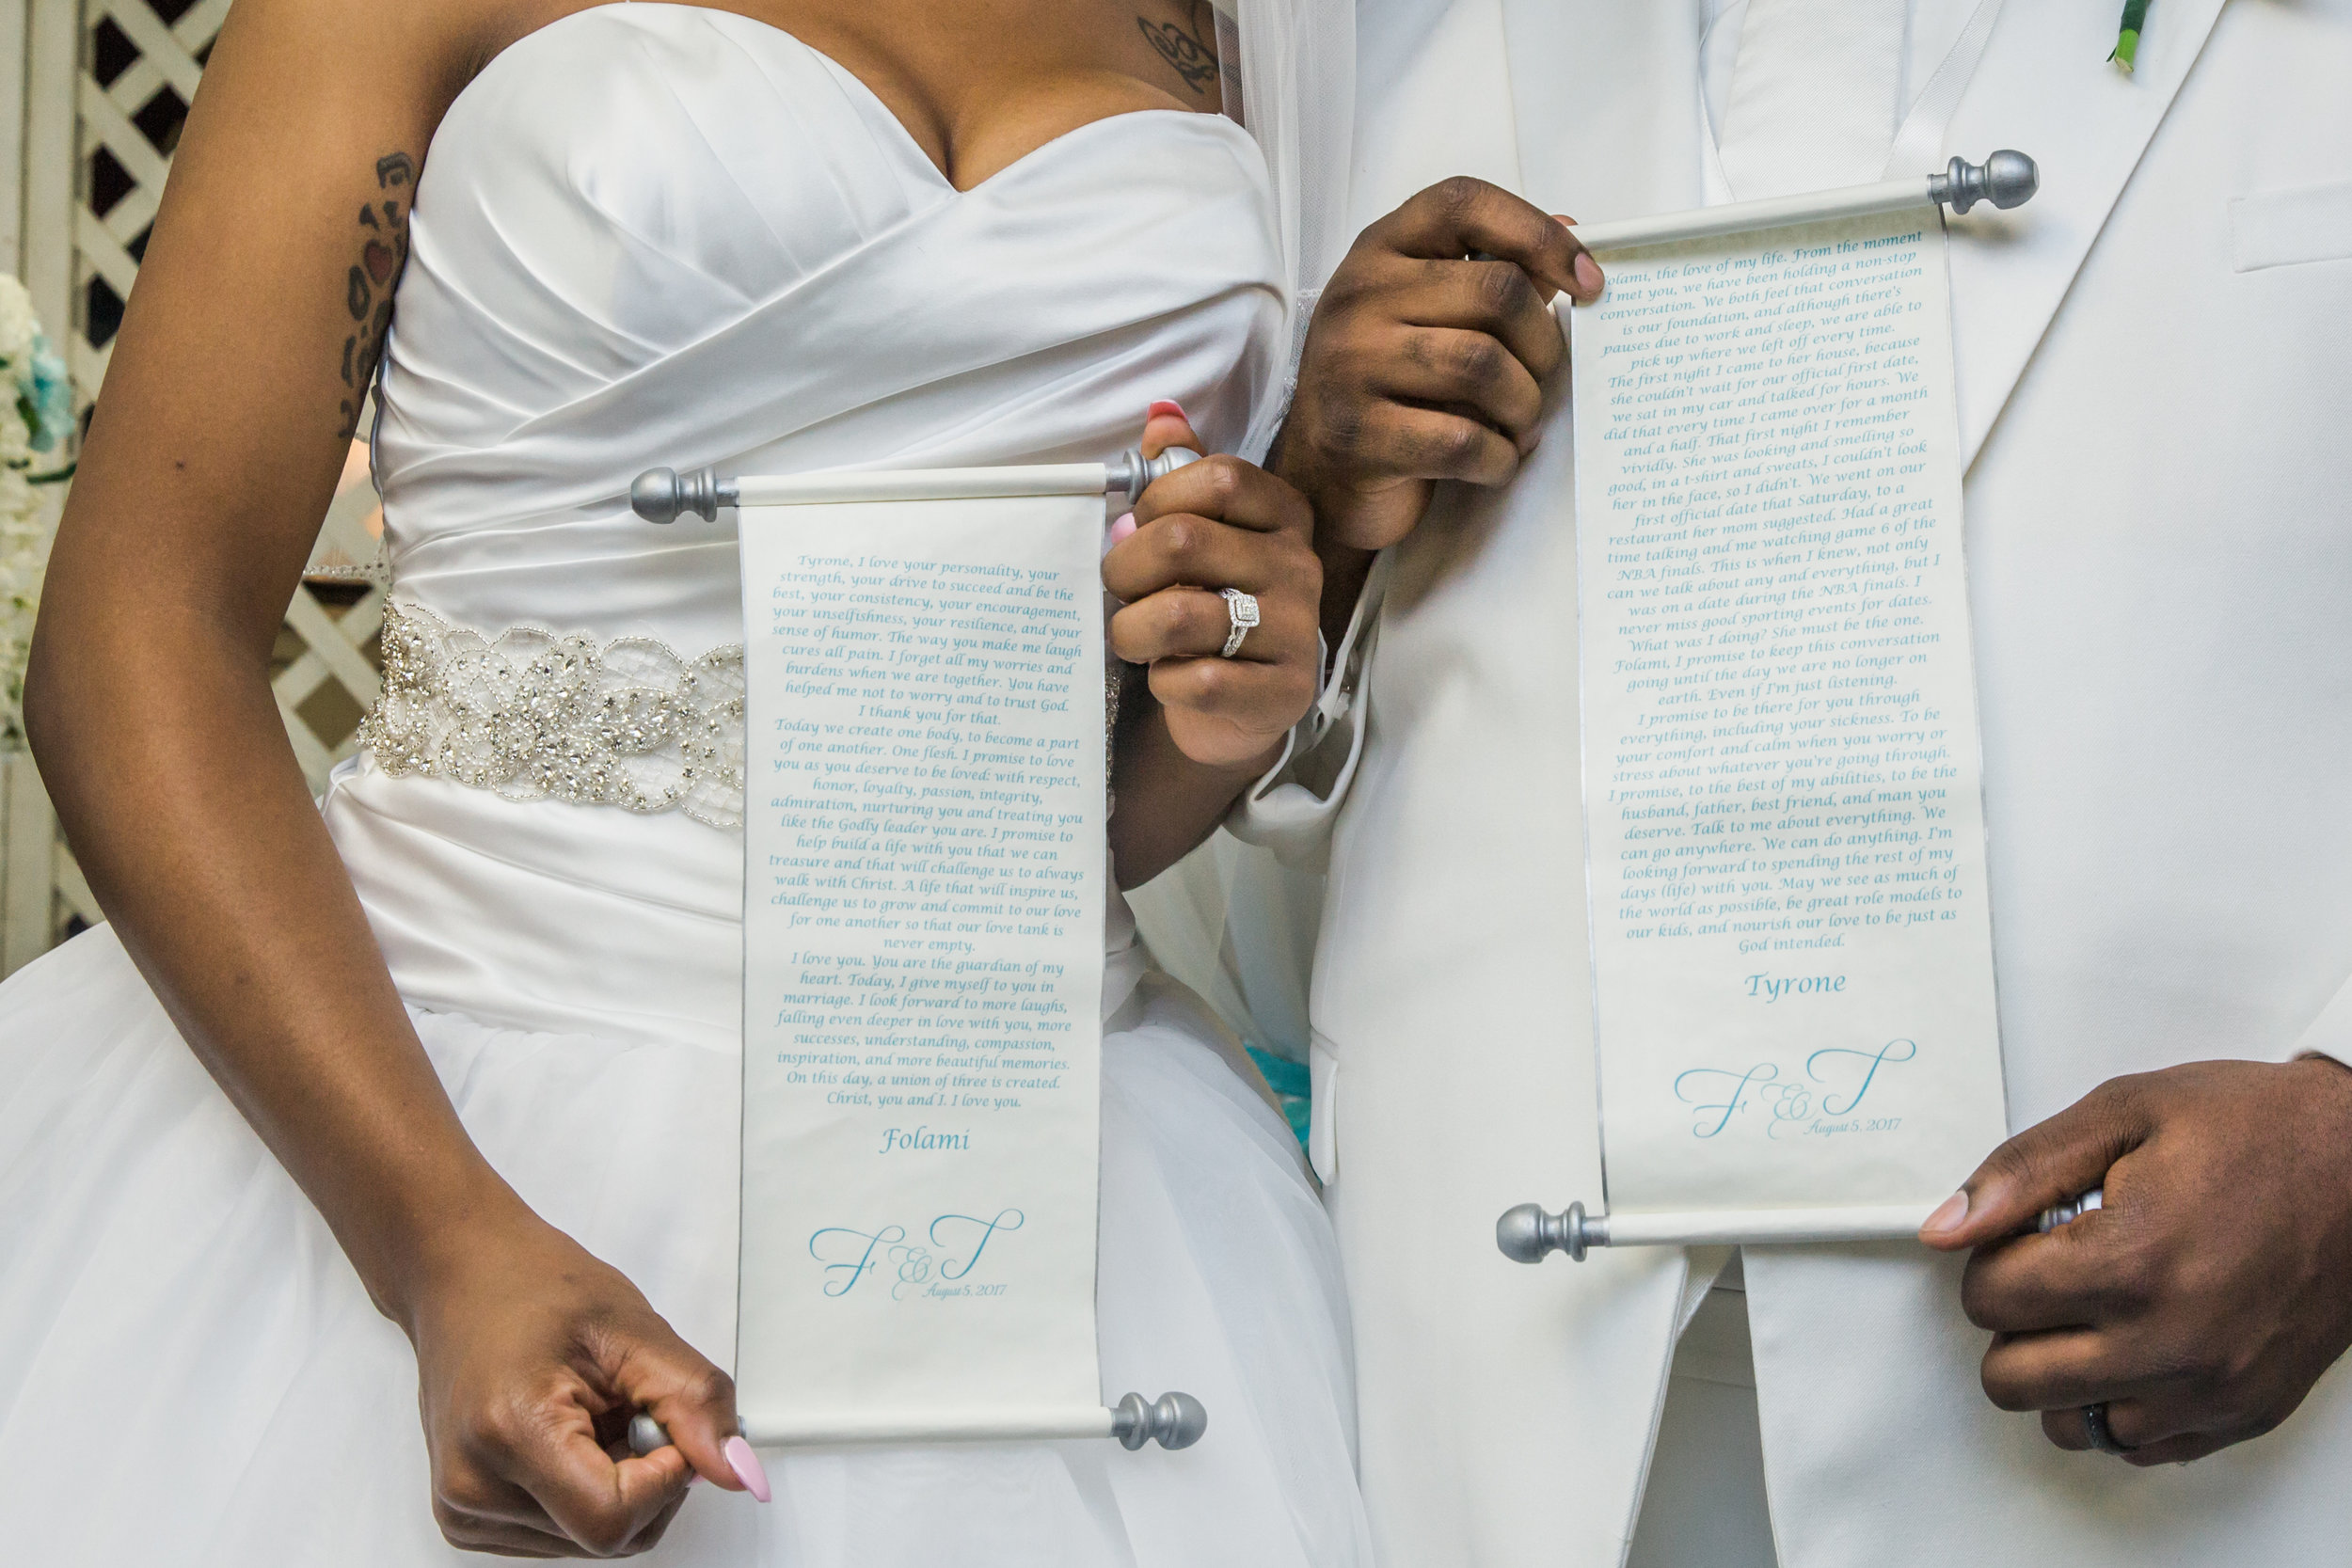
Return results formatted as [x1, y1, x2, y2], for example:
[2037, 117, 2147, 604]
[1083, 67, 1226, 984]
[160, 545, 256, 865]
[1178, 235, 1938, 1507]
[1219, 588, 1260, 658]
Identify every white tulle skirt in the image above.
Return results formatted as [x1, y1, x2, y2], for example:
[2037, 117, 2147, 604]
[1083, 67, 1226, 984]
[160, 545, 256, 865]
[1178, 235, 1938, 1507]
[0, 768, 1371, 1566]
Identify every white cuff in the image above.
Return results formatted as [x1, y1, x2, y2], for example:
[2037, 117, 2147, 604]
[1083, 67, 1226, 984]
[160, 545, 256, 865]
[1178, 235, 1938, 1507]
[1306, 1034, 1341, 1186]
[1225, 550, 1391, 864]
[2293, 972, 2352, 1069]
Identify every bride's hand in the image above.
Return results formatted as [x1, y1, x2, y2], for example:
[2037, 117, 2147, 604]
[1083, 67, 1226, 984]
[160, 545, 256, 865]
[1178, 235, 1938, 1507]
[1103, 406, 1321, 770]
[405, 1209, 758, 1557]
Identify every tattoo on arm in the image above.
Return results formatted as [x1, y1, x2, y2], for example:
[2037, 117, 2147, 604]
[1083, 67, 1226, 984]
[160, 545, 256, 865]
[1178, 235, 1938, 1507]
[336, 151, 416, 438]
[1136, 1, 1220, 98]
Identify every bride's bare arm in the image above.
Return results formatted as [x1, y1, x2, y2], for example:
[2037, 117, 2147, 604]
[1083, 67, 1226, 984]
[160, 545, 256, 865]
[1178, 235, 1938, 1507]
[24, 0, 747, 1552]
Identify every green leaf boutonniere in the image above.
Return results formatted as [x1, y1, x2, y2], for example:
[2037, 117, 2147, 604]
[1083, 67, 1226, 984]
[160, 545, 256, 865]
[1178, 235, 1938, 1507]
[2110, 0, 2152, 73]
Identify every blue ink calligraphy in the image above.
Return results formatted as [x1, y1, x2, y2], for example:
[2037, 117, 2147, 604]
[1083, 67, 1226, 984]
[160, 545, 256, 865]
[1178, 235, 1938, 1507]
[884, 1240, 934, 1300]
[810, 1212, 1025, 1297]
[1761, 1080, 1815, 1139]
[807, 1225, 906, 1296]
[1675, 1064, 1782, 1138]
[1804, 1039, 1918, 1116]
[930, 1209, 1025, 1279]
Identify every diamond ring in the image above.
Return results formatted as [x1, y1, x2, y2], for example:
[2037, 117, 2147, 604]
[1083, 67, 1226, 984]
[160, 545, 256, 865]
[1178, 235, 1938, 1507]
[1218, 588, 1260, 658]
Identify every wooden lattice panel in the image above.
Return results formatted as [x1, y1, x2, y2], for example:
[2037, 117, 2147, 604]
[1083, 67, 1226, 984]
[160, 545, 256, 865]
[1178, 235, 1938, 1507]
[73, 0, 228, 405]
[4, 0, 388, 974]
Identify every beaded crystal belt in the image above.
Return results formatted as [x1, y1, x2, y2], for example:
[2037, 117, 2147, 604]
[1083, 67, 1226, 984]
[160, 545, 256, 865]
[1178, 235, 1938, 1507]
[358, 601, 749, 829]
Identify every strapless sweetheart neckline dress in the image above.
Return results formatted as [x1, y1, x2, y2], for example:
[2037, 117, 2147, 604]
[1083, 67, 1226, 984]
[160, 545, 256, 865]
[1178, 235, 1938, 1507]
[0, 8, 1372, 1562]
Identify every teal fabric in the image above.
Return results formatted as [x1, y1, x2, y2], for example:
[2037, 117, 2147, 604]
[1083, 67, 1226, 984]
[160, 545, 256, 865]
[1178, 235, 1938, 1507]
[1247, 1046, 1312, 1149]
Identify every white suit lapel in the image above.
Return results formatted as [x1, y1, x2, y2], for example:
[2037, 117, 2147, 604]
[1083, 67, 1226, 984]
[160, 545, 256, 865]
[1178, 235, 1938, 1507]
[1498, 0, 1705, 222]
[1497, 0, 2229, 467]
[1945, 0, 2228, 465]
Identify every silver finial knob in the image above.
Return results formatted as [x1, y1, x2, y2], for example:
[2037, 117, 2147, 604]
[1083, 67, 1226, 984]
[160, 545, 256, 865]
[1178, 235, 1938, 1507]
[2037, 1186, 2105, 1234]
[630, 467, 684, 524]
[1933, 150, 2040, 215]
[1497, 1200, 1603, 1263]
[1981, 150, 2040, 209]
[627, 1413, 670, 1456]
[1112, 1391, 1209, 1450]
[630, 467, 733, 524]
[1106, 446, 1204, 507]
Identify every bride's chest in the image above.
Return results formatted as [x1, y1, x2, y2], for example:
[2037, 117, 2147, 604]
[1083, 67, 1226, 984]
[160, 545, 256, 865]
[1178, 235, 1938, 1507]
[465, 0, 1217, 190]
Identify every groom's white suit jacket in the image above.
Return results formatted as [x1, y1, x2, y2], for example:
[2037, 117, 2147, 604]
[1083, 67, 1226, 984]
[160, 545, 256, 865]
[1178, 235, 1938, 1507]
[1250, 0, 2352, 1562]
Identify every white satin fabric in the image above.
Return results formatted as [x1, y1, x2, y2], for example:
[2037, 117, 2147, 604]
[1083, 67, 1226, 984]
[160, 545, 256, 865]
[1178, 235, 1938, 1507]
[0, 8, 1371, 1563]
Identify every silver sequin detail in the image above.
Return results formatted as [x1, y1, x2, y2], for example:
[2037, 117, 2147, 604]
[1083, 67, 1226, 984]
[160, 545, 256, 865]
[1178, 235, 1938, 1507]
[359, 601, 747, 829]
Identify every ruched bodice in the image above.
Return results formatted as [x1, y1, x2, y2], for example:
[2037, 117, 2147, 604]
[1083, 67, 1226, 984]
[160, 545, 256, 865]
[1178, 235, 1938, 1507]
[376, 3, 1285, 647]
[329, 4, 1291, 1046]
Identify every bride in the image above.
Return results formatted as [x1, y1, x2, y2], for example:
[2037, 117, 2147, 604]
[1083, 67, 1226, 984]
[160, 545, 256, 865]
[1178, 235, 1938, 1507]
[0, 0, 1369, 1560]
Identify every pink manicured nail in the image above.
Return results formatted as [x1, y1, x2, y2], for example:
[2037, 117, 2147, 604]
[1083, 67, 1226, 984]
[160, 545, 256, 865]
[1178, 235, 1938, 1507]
[1147, 400, 1187, 420]
[723, 1435, 771, 1502]
[1109, 513, 1137, 545]
[1574, 251, 1604, 296]
[1922, 1190, 1968, 1235]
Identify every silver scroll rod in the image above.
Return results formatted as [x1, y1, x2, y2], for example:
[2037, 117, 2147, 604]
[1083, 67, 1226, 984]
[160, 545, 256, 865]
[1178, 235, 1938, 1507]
[628, 447, 1201, 525]
[624, 1391, 1209, 1457]
[1559, 150, 2040, 260]
[1496, 1186, 2106, 1263]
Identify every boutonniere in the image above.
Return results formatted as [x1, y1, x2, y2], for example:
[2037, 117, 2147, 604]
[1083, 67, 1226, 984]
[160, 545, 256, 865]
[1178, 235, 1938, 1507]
[2109, 0, 2151, 73]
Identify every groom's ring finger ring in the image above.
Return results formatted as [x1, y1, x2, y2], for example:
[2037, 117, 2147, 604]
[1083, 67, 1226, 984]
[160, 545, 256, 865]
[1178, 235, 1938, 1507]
[1218, 588, 1260, 658]
[2082, 1402, 2135, 1455]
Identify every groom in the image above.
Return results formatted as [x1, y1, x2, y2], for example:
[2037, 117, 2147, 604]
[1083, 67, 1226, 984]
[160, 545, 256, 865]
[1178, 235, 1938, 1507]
[1250, 0, 2352, 1562]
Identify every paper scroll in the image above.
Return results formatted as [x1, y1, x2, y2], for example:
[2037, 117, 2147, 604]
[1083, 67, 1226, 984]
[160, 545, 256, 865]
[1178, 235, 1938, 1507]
[733, 474, 1114, 1446]
[1566, 207, 2008, 1234]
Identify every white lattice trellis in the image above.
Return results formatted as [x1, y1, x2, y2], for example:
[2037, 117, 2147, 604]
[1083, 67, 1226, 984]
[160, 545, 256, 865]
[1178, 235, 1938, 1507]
[3, 0, 386, 975]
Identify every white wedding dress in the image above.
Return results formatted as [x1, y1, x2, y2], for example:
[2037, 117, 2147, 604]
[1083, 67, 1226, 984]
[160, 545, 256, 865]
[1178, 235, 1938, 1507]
[0, 8, 1372, 1563]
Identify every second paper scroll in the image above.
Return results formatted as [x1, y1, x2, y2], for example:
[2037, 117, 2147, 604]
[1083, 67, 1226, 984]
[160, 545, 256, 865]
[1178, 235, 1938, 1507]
[1569, 208, 2008, 1220]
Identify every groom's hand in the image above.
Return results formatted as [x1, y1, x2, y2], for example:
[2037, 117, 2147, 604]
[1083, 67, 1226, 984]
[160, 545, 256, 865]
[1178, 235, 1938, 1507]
[1920, 1056, 2352, 1464]
[1273, 177, 1602, 554]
